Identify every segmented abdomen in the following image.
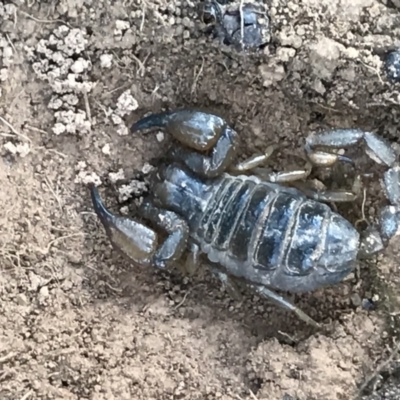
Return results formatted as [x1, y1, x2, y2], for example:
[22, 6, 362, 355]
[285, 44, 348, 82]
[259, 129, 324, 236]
[194, 175, 330, 275]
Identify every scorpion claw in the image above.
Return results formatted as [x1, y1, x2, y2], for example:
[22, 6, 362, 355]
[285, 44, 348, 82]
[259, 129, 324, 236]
[89, 184, 158, 267]
[131, 109, 228, 151]
[132, 109, 240, 178]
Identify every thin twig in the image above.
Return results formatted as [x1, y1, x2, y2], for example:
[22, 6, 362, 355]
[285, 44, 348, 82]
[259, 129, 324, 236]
[44, 176, 63, 213]
[359, 59, 384, 85]
[40, 233, 85, 255]
[83, 91, 92, 126]
[140, 4, 146, 32]
[249, 390, 259, 400]
[174, 289, 192, 310]
[239, 0, 245, 51]
[35, 146, 68, 158]
[357, 341, 400, 396]
[24, 125, 48, 135]
[355, 188, 368, 228]
[191, 57, 205, 95]
[0, 351, 16, 363]
[0, 116, 32, 143]
[19, 10, 72, 27]
[278, 330, 297, 343]
[131, 53, 148, 77]
[104, 281, 123, 293]
[5, 33, 16, 54]
[20, 391, 33, 400]
[9, 89, 26, 112]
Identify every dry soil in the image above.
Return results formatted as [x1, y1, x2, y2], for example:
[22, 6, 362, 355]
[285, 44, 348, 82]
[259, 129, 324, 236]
[1, 1, 400, 399]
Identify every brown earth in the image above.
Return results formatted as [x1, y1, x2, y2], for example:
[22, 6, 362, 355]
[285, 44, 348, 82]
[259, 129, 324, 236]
[1, 0, 400, 399]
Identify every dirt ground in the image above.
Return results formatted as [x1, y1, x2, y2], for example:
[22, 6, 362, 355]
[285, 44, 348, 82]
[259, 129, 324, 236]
[1, 0, 400, 399]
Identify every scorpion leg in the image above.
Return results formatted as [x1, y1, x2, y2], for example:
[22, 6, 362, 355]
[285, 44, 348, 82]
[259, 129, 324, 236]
[138, 198, 190, 269]
[292, 175, 363, 203]
[208, 261, 319, 327]
[251, 165, 312, 183]
[251, 284, 321, 329]
[89, 184, 158, 267]
[229, 144, 313, 182]
[132, 109, 240, 178]
[208, 263, 244, 301]
[228, 145, 277, 173]
[181, 242, 201, 276]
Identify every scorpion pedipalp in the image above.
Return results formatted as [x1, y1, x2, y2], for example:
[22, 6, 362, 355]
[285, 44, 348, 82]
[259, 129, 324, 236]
[132, 109, 240, 178]
[90, 183, 190, 270]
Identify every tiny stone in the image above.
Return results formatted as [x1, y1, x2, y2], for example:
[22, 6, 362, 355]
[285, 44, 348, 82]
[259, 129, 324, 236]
[362, 298, 375, 311]
[385, 49, 400, 82]
[100, 54, 113, 69]
[52, 122, 66, 135]
[116, 90, 139, 117]
[108, 168, 125, 183]
[102, 144, 111, 155]
[343, 272, 355, 282]
[156, 132, 164, 142]
[276, 47, 296, 62]
[117, 125, 129, 136]
[75, 170, 102, 186]
[351, 293, 362, 307]
[70, 58, 90, 74]
[120, 206, 129, 215]
[39, 286, 49, 298]
[115, 20, 130, 31]
[16, 293, 29, 306]
[142, 163, 154, 175]
[111, 113, 123, 125]
[372, 294, 380, 302]
[3, 141, 17, 155]
[0, 68, 8, 81]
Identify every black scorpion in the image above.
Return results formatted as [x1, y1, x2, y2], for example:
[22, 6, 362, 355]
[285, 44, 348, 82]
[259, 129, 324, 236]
[89, 109, 400, 328]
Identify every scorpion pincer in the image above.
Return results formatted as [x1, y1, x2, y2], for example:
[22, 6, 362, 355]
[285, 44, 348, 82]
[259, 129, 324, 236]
[90, 109, 400, 328]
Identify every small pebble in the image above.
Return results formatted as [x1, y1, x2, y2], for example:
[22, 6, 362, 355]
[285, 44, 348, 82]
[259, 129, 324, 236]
[39, 286, 49, 298]
[115, 20, 130, 31]
[385, 49, 400, 82]
[100, 54, 113, 69]
[372, 293, 380, 302]
[362, 298, 376, 311]
[120, 206, 129, 215]
[156, 132, 165, 142]
[351, 293, 362, 307]
[142, 163, 154, 175]
[16, 293, 29, 306]
[102, 144, 111, 155]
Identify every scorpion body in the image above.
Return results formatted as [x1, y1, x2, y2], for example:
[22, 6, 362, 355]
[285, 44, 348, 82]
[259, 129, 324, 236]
[156, 165, 358, 293]
[90, 109, 400, 328]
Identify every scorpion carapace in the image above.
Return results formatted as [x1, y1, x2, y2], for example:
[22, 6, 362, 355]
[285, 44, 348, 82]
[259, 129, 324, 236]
[90, 109, 400, 328]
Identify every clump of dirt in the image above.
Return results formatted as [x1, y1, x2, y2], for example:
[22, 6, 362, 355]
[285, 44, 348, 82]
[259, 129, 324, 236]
[1, 0, 400, 399]
[0, 3, 15, 93]
[28, 25, 93, 135]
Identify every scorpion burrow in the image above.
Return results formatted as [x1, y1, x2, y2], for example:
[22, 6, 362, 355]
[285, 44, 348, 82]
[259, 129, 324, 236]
[90, 109, 400, 328]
